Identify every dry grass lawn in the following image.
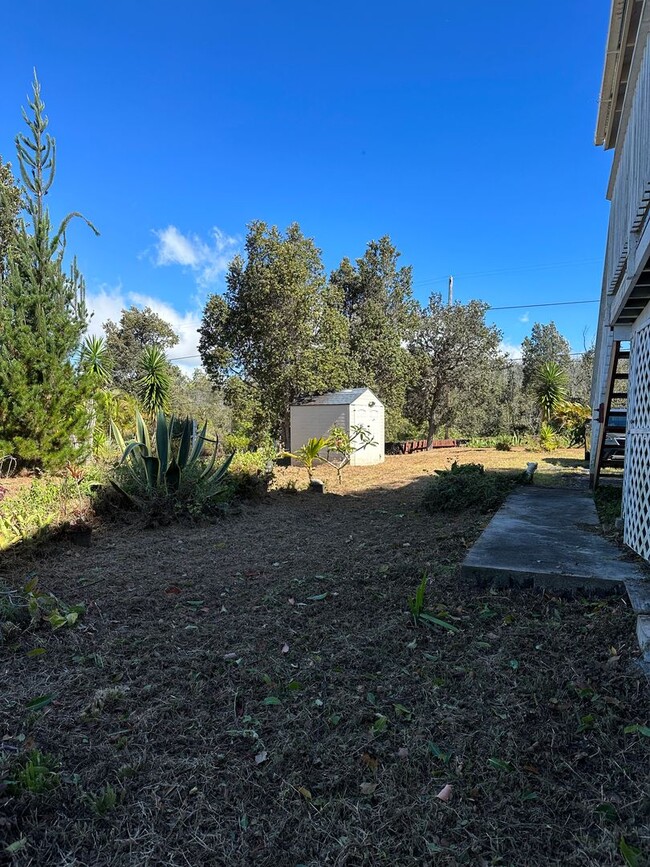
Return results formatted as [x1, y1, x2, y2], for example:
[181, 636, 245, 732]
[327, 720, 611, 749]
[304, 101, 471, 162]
[1, 447, 647, 866]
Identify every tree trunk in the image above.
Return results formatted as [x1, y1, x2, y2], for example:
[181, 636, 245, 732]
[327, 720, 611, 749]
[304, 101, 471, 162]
[426, 413, 436, 450]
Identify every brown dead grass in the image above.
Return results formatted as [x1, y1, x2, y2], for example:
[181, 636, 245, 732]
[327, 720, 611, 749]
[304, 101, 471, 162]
[0, 448, 647, 866]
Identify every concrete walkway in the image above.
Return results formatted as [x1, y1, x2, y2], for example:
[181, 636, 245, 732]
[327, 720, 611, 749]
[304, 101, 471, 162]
[463, 485, 650, 669]
[462, 486, 646, 594]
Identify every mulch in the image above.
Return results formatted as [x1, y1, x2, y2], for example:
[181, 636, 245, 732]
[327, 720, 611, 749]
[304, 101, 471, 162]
[0, 451, 648, 866]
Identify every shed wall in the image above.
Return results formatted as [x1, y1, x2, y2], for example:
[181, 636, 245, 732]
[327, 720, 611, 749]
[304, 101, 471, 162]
[349, 398, 385, 465]
[289, 405, 349, 461]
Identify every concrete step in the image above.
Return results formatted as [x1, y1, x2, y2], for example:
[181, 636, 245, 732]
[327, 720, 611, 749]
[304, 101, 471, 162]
[462, 487, 644, 595]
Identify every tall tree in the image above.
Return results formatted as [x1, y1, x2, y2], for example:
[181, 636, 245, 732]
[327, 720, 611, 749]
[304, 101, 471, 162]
[521, 321, 571, 387]
[330, 236, 417, 437]
[0, 75, 98, 469]
[0, 159, 22, 281]
[406, 295, 502, 447]
[199, 221, 349, 443]
[104, 305, 179, 392]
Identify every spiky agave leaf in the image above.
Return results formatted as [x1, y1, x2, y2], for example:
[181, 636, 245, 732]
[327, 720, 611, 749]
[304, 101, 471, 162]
[177, 418, 192, 469]
[135, 408, 151, 454]
[155, 410, 170, 483]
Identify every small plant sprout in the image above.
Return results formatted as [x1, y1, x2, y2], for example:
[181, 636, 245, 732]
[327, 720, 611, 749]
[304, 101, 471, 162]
[407, 573, 460, 633]
[86, 784, 118, 815]
[408, 572, 428, 622]
[6, 750, 60, 795]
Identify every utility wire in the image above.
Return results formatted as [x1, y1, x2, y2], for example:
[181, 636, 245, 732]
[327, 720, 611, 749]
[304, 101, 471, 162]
[486, 299, 599, 311]
[412, 257, 602, 287]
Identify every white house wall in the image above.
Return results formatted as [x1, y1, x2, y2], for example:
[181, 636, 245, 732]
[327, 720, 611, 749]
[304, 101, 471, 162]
[603, 26, 650, 309]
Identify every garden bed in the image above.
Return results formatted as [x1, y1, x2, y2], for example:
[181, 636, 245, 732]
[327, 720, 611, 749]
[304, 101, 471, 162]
[1, 448, 647, 865]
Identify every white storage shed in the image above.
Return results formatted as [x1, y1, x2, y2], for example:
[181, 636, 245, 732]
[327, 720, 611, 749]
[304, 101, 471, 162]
[289, 388, 385, 466]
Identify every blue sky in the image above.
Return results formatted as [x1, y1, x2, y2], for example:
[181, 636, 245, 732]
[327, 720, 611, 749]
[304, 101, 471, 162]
[0, 1, 613, 368]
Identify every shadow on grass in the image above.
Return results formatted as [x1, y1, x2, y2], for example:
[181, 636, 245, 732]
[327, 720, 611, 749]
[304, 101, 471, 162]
[542, 457, 588, 469]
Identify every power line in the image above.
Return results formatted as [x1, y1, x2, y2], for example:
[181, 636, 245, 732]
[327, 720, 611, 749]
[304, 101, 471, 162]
[411, 257, 602, 287]
[487, 299, 599, 311]
[167, 300, 599, 362]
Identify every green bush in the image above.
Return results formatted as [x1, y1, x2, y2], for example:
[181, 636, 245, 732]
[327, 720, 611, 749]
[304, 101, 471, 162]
[423, 462, 520, 514]
[495, 439, 512, 451]
[0, 478, 62, 548]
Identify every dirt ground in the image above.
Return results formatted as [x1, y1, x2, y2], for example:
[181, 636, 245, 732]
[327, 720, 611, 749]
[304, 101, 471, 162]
[1, 448, 647, 866]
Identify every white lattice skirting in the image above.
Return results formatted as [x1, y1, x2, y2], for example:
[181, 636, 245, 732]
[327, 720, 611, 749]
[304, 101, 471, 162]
[623, 324, 650, 560]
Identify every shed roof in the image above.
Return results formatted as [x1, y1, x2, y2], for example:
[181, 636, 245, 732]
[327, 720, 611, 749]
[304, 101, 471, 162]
[292, 387, 380, 407]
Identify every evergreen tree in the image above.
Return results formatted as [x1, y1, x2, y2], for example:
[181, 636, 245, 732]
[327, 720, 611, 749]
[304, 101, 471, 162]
[330, 236, 417, 438]
[199, 221, 349, 444]
[521, 321, 571, 387]
[406, 295, 502, 447]
[104, 305, 179, 392]
[0, 75, 98, 469]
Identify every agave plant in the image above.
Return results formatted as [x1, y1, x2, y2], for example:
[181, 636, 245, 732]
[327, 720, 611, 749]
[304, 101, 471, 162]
[111, 410, 233, 504]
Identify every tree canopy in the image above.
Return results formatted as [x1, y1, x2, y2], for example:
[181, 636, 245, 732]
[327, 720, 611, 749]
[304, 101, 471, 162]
[104, 305, 179, 392]
[407, 295, 503, 446]
[521, 321, 571, 387]
[199, 221, 349, 443]
[330, 236, 417, 438]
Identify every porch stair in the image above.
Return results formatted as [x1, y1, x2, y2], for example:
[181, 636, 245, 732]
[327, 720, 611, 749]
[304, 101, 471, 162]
[591, 339, 629, 489]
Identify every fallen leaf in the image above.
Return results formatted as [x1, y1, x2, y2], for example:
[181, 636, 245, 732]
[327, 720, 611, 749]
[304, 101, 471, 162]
[297, 786, 312, 800]
[288, 597, 295, 606]
[165, 586, 181, 594]
[436, 784, 453, 802]
[361, 751, 379, 771]
[281, 643, 289, 654]
[360, 782, 377, 795]
[223, 652, 238, 660]
[254, 751, 268, 765]
[397, 747, 409, 761]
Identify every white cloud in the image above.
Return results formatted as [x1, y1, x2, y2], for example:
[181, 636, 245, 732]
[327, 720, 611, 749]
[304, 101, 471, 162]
[499, 340, 523, 361]
[152, 225, 239, 287]
[519, 312, 530, 323]
[85, 284, 202, 375]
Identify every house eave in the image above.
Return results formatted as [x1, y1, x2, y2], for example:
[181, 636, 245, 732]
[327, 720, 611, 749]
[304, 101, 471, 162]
[595, 0, 644, 150]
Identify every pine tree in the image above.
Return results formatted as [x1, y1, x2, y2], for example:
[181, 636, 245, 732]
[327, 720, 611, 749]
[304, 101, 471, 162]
[0, 74, 98, 469]
[330, 236, 417, 438]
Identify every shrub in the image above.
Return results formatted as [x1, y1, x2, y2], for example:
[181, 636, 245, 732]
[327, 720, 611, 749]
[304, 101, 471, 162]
[0, 478, 62, 548]
[539, 422, 558, 452]
[495, 439, 511, 451]
[423, 462, 520, 514]
[110, 410, 233, 516]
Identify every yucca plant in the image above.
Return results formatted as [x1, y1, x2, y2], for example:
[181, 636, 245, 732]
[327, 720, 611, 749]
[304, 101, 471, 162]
[111, 410, 233, 506]
[135, 347, 171, 415]
[80, 335, 111, 385]
[536, 361, 567, 423]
